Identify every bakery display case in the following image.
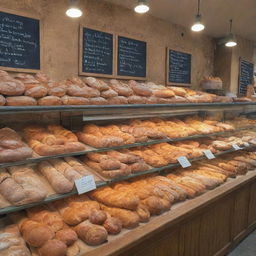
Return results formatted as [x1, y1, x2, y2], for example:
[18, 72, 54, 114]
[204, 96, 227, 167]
[1, 73, 256, 256]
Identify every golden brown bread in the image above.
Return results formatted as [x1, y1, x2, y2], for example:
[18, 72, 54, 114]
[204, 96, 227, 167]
[89, 97, 108, 105]
[38, 96, 62, 106]
[67, 84, 100, 98]
[61, 95, 90, 105]
[38, 239, 67, 256]
[89, 209, 107, 225]
[0, 77, 25, 96]
[6, 96, 37, 106]
[55, 229, 78, 246]
[25, 85, 48, 98]
[84, 77, 109, 91]
[103, 215, 122, 234]
[101, 88, 118, 98]
[74, 220, 108, 246]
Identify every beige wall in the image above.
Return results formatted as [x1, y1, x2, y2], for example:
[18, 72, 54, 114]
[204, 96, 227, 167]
[1, 0, 215, 88]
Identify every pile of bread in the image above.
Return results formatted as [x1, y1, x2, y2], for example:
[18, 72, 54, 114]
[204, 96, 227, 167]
[0, 157, 101, 208]
[1, 150, 256, 256]
[0, 69, 243, 107]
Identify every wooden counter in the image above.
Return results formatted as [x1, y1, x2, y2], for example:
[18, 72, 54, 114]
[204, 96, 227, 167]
[81, 170, 256, 256]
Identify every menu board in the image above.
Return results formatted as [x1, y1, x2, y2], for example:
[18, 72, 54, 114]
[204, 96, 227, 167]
[0, 10, 40, 71]
[117, 36, 147, 79]
[167, 49, 191, 85]
[239, 59, 254, 96]
[81, 27, 113, 76]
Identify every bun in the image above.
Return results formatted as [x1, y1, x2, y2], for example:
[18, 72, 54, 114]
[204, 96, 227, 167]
[38, 96, 62, 106]
[38, 239, 67, 256]
[6, 96, 37, 106]
[0, 95, 6, 106]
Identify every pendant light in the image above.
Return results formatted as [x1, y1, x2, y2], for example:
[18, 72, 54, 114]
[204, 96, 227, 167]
[66, 0, 83, 18]
[191, 0, 205, 32]
[225, 19, 237, 47]
[134, 0, 150, 14]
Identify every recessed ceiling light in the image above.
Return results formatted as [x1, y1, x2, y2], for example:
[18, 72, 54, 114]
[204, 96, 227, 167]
[134, 0, 150, 14]
[66, 0, 82, 18]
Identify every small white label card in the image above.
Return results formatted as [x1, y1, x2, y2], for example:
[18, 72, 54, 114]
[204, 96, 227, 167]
[75, 175, 96, 195]
[203, 149, 215, 160]
[177, 156, 191, 168]
[244, 142, 250, 147]
[232, 144, 242, 151]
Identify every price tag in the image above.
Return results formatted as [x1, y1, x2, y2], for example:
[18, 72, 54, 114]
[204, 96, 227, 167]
[232, 144, 241, 150]
[177, 156, 191, 168]
[203, 149, 215, 160]
[75, 175, 96, 195]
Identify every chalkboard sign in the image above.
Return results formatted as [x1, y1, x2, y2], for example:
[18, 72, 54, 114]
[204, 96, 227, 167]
[167, 49, 191, 85]
[117, 36, 147, 79]
[239, 59, 254, 96]
[0, 10, 40, 72]
[80, 27, 114, 77]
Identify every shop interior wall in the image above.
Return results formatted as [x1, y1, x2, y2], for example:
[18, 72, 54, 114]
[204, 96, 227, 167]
[1, 0, 215, 88]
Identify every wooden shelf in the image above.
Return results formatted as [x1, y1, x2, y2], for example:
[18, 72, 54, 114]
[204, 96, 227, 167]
[0, 126, 254, 169]
[0, 145, 254, 215]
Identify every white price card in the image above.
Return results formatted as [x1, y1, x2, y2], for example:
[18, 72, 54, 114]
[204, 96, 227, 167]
[232, 144, 241, 151]
[244, 142, 250, 147]
[177, 156, 191, 168]
[75, 175, 96, 195]
[203, 149, 215, 160]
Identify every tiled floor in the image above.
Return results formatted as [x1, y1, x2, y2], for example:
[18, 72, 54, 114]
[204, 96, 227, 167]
[228, 230, 256, 256]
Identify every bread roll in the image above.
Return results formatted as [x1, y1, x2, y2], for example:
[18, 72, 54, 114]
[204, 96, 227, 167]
[61, 95, 90, 105]
[103, 215, 122, 234]
[0, 94, 6, 106]
[25, 86, 48, 98]
[38, 239, 67, 256]
[6, 96, 37, 106]
[20, 219, 54, 247]
[38, 96, 62, 106]
[89, 209, 107, 225]
[0, 79, 25, 96]
[74, 220, 108, 246]
[55, 229, 78, 246]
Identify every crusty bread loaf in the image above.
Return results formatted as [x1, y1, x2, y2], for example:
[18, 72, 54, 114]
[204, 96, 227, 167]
[103, 215, 122, 234]
[38, 239, 67, 256]
[84, 77, 109, 91]
[0, 94, 6, 106]
[25, 85, 48, 98]
[128, 80, 152, 96]
[89, 97, 108, 105]
[0, 78, 25, 96]
[89, 209, 107, 225]
[67, 84, 100, 98]
[108, 96, 128, 105]
[74, 220, 108, 246]
[109, 79, 133, 97]
[101, 88, 118, 98]
[6, 96, 37, 106]
[154, 89, 175, 98]
[38, 96, 62, 106]
[61, 95, 90, 105]
[55, 229, 78, 246]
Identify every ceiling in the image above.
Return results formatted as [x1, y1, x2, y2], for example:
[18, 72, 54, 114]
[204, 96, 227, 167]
[105, 0, 256, 42]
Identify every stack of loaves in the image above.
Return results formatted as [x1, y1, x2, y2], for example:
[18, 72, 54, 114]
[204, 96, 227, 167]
[0, 69, 239, 107]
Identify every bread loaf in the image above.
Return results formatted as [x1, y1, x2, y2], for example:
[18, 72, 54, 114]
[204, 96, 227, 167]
[47, 82, 67, 97]
[84, 77, 109, 91]
[109, 79, 133, 97]
[108, 96, 128, 105]
[154, 89, 175, 98]
[61, 95, 90, 105]
[128, 80, 152, 96]
[67, 84, 100, 98]
[89, 97, 108, 105]
[0, 78, 25, 96]
[6, 96, 37, 106]
[38, 239, 67, 256]
[55, 229, 78, 246]
[0, 94, 6, 106]
[74, 220, 108, 246]
[89, 209, 107, 225]
[101, 89, 118, 98]
[103, 215, 122, 234]
[25, 85, 48, 98]
[38, 96, 62, 106]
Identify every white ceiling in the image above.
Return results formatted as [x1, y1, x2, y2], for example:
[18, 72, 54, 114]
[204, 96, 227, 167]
[106, 0, 256, 42]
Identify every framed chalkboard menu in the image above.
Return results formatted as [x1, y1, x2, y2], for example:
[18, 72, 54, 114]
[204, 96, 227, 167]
[166, 48, 191, 86]
[0, 9, 40, 72]
[79, 26, 114, 77]
[238, 58, 254, 96]
[117, 35, 147, 80]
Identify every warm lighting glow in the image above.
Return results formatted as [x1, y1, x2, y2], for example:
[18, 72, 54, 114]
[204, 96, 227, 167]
[225, 41, 237, 47]
[191, 22, 205, 32]
[191, 14, 205, 32]
[134, 1, 149, 14]
[66, 7, 82, 18]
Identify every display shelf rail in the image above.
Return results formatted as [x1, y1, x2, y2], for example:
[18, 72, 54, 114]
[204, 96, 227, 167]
[0, 144, 254, 215]
[0, 102, 256, 116]
[0, 126, 254, 169]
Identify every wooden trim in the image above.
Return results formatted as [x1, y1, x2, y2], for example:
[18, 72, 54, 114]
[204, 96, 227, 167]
[0, 7, 41, 73]
[166, 47, 192, 87]
[78, 25, 115, 78]
[80, 171, 256, 256]
[115, 34, 147, 81]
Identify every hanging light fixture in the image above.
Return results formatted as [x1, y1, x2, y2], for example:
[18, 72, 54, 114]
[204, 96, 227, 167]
[225, 19, 237, 47]
[66, 0, 83, 18]
[191, 0, 205, 32]
[134, 0, 150, 14]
